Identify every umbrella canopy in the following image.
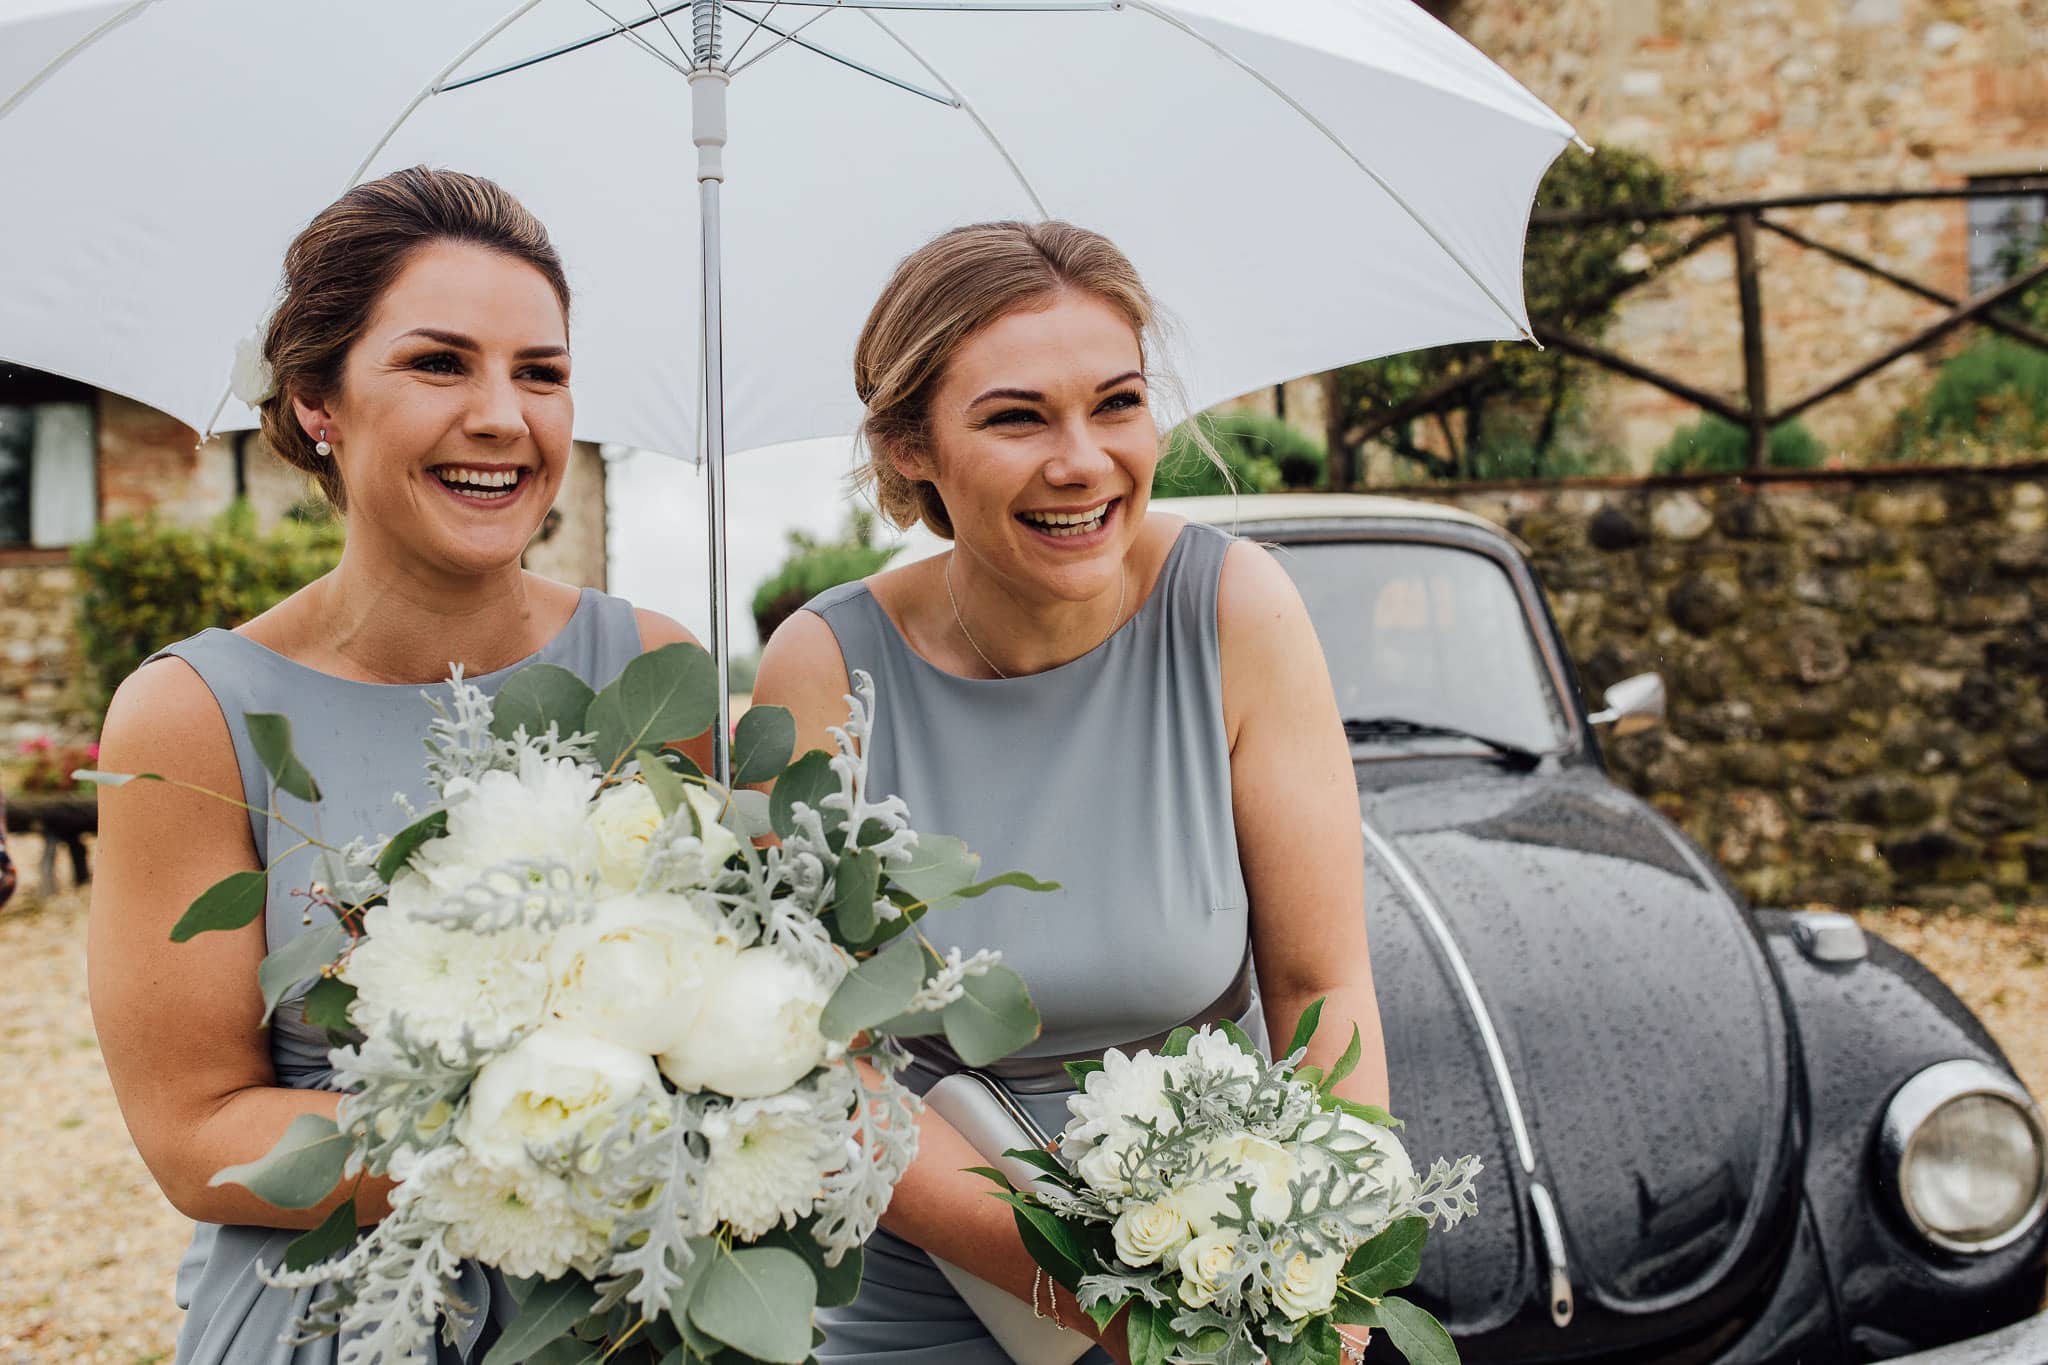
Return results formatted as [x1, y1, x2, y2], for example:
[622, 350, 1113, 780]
[0, 0, 1575, 458]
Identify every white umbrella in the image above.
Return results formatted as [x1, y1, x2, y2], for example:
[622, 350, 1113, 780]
[0, 0, 1579, 778]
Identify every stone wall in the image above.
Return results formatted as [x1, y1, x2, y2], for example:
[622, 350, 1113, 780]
[1434, 0, 2048, 464]
[1407, 463, 2048, 908]
[0, 563, 89, 746]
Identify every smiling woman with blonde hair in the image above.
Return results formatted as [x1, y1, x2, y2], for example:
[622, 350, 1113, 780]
[88, 167, 711, 1365]
[753, 220, 1388, 1364]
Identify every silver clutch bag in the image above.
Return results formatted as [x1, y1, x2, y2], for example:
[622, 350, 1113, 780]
[923, 1070, 1095, 1365]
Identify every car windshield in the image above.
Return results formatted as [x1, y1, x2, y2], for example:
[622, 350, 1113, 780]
[1273, 538, 1571, 755]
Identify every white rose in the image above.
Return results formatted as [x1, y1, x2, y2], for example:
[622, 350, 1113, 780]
[1076, 1138, 1137, 1196]
[657, 947, 835, 1098]
[405, 750, 601, 893]
[1112, 1198, 1195, 1267]
[588, 781, 665, 890]
[547, 892, 730, 1053]
[1175, 1231, 1241, 1309]
[1272, 1247, 1342, 1321]
[458, 1026, 661, 1170]
[1199, 1131, 1298, 1222]
[341, 905, 551, 1058]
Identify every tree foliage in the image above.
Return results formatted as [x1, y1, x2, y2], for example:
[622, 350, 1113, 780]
[1154, 412, 1327, 497]
[750, 509, 899, 645]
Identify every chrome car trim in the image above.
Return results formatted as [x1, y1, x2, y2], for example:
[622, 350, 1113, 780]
[1879, 1059, 2048, 1255]
[1791, 910, 1869, 964]
[1362, 818, 1578, 1325]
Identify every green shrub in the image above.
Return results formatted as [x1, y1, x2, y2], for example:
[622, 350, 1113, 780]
[751, 511, 899, 644]
[1895, 338, 2048, 458]
[1154, 412, 1327, 497]
[72, 501, 344, 710]
[1463, 433, 1626, 481]
[1651, 416, 1827, 475]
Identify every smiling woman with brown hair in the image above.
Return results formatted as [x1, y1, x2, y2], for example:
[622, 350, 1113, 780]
[86, 167, 710, 1365]
[753, 220, 1389, 1364]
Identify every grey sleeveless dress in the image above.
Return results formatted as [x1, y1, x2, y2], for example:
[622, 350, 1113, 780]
[144, 588, 645, 1365]
[804, 521, 1262, 1363]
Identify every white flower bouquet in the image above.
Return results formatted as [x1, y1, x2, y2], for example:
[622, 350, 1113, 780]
[980, 1004, 1481, 1365]
[83, 645, 1051, 1365]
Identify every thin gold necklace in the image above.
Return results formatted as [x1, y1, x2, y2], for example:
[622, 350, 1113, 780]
[944, 554, 1128, 680]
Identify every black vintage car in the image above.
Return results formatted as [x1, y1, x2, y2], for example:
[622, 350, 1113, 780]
[1152, 494, 2048, 1364]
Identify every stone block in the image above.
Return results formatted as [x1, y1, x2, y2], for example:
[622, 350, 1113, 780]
[1717, 496, 1782, 541]
[1846, 774, 1938, 826]
[1861, 489, 1945, 528]
[1721, 742, 1787, 786]
[1814, 736, 1881, 778]
[1882, 827, 1987, 884]
[1588, 504, 1649, 551]
[1993, 533, 2048, 575]
[1946, 594, 2032, 630]
[2009, 733, 2048, 779]
[1668, 575, 1743, 636]
[1771, 492, 1846, 530]
[1793, 567, 1863, 611]
[1950, 673, 2011, 732]
[1651, 493, 1714, 542]
[1951, 772, 2041, 838]
[1759, 692, 1848, 740]
[1743, 610, 1852, 685]
[1675, 699, 1761, 743]
[1810, 522, 1885, 564]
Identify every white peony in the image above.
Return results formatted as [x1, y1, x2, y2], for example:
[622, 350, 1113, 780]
[1112, 1197, 1196, 1268]
[699, 1092, 836, 1238]
[1198, 1132, 1298, 1223]
[546, 892, 731, 1054]
[1298, 1112, 1418, 1206]
[1175, 1231, 1241, 1309]
[404, 750, 601, 893]
[588, 780, 666, 890]
[457, 1026, 661, 1171]
[396, 1147, 607, 1280]
[657, 947, 835, 1099]
[1271, 1246, 1343, 1321]
[340, 905, 551, 1058]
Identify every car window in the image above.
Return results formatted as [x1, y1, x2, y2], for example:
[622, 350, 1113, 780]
[1273, 539, 1571, 753]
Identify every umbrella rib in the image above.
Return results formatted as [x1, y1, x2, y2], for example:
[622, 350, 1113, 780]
[439, 3, 698, 93]
[638, 0, 697, 67]
[724, 1, 783, 68]
[577, 0, 694, 75]
[720, 2, 954, 104]
[727, 6, 838, 77]
[0, 0, 158, 125]
[859, 11, 1049, 219]
[1118, 0, 1535, 343]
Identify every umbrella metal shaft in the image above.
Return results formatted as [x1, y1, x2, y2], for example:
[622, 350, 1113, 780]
[694, 6, 733, 786]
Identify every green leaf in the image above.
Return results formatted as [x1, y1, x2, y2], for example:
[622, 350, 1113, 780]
[1268, 1319, 1342, 1365]
[208, 1113, 349, 1209]
[638, 748, 689, 820]
[1343, 1217, 1427, 1298]
[883, 834, 977, 908]
[820, 932, 924, 1040]
[999, 1196, 1089, 1288]
[375, 810, 448, 884]
[256, 920, 347, 1025]
[963, 1164, 1017, 1191]
[302, 975, 357, 1032]
[941, 965, 1041, 1067]
[759, 1222, 865, 1309]
[664, 1234, 721, 1321]
[1323, 1024, 1363, 1095]
[688, 1246, 817, 1364]
[1372, 1296, 1459, 1365]
[1064, 1059, 1105, 1088]
[948, 870, 1061, 902]
[247, 712, 321, 802]
[1287, 998, 1326, 1058]
[524, 1341, 598, 1365]
[657, 747, 707, 783]
[490, 663, 596, 743]
[1000, 1146, 1071, 1184]
[727, 788, 774, 840]
[170, 870, 268, 942]
[1214, 1018, 1259, 1059]
[768, 750, 837, 840]
[1160, 1026, 1196, 1058]
[831, 849, 882, 946]
[1126, 1299, 1174, 1365]
[872, 1007, 946, 1038]
[282, 1198, 357, 1271]
[587, 643, 720, 770]
[732, 706, 797, 786]
[1327, 1097, 1404, 1129]
[483, 1274, 600, 1365]
[1295, 1066, 1326, 1090]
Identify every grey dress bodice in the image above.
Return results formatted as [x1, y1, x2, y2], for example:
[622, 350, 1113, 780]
[804, 521, 1259, 1362]
[143, 587, 644, 1365]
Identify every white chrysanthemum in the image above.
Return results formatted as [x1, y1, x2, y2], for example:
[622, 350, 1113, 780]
[700, 1093, 835, 1238]
[457, 1026, 662, 1172]
[547, 892, 731, 1054]
[658, 947, 836, 1099]
[340, 905, 550, 1057]
[396, 1147, 607, 1280]
[405, 750, 601, 893]
[1061, 1047, 1180, 1160]
[1178, 1029, 1260, 1083]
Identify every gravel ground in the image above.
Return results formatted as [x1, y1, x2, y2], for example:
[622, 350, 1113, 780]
[2, 850, 2043, 1362]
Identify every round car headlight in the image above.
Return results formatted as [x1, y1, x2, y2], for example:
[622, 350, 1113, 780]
[1881, 1060, 2048, 1254]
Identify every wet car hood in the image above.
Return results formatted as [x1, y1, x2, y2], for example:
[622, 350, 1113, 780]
[1360, 765, 1797, 1350]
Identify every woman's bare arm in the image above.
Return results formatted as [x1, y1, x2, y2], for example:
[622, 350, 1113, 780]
[1218, 540, 1390, 1110]
[634, 608, 720, 776]
[87, 658, 395, 1228]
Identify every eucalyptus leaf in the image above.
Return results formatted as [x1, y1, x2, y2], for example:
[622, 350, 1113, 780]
[256, 920, 348, 1025]
[169, 870, 268, 943]
[482, 1274, 600, 1365]
[587, 643, 720, 771]
[208, 1113, 348, 1209]
[663, 1234, 721, 1321]
[247, 713, 322, 802]
[1372, 1296, 1458, 1365]
[947, 870, 1061, 902]
[688, 1246, 817, 1364]
[759, 1222, 865, 1309]
[726, 788, 774, 840]
[820, 932, 922, 1040]
[768, 750, 836, 839]
[1126, 1299, 1173, 1365]
[1325, 1024, 1363, 1094]
[375, 810, 448, 884]
[1287, 998, 1326, 1058]
[1064, 1059, 1105, 1088]
[731, 706, 797, 786]
[490, 663, 596, 743]
[1343, 1217, 1427, 1298]
[883, 835, 977, 909]
[831, 849, 882, 945]
[1160, 1027, 1196, 1058]
[872, 1008, 946, 1038]
[638, 748, 689, 820]
[941, 964, 1040, 1067]
[302, 975, 356, 1032]
[282, 1197, 357, 1272]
